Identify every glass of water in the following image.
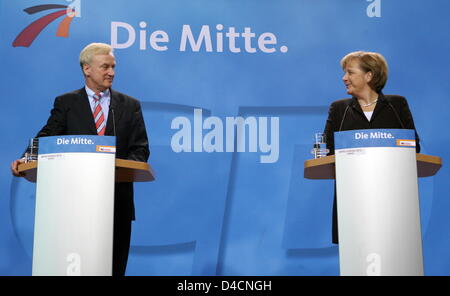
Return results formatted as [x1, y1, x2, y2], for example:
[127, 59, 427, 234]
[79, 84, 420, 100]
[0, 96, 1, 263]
[311, 133, 329, 159]
[24, 138, 39, 163]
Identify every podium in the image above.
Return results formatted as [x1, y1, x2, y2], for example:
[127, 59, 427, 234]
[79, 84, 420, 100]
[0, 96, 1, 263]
[304, 129, 442, 276]
[18, 135, 154, 276]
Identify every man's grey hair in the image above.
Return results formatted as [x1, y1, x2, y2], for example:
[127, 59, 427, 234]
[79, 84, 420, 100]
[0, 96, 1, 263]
[79, 42, 114, 69]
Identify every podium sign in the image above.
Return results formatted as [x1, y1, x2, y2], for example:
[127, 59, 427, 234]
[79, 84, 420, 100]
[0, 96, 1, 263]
[334, 129, 423, 276]
[32, 135, 116, 276]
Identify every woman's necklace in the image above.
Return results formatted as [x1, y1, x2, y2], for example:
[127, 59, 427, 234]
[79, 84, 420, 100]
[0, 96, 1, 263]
[361, 99, 378, 107]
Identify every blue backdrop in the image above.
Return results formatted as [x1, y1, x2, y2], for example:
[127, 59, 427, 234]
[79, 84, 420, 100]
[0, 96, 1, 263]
[1, 0, 449, 275]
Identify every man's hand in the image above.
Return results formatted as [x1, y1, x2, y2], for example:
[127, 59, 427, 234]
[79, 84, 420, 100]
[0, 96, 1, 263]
[11, 158, 25, 177]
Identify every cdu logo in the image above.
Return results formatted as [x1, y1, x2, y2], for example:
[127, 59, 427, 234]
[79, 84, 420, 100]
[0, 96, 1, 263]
[12, 0, 81, 48]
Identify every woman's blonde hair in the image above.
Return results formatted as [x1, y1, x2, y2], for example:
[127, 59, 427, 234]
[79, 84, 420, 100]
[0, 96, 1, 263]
[341, 51, 388, 93]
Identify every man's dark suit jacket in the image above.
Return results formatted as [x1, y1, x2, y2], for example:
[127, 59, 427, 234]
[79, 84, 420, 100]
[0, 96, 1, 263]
[36, 87, 150, 221]
[323, 93, 420, 244]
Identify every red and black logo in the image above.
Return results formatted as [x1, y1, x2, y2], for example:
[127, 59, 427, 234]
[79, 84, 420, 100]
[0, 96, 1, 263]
[13, 4, 79, 47]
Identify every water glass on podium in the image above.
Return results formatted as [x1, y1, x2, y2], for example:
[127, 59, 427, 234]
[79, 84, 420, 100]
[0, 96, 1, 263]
[311, 133, 329, 159]
[24, 138, 39, 163]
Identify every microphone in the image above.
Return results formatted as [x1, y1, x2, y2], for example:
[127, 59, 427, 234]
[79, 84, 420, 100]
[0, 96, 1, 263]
[111, 108, 117, 137]
[387, 101, 405, 129]
[339, 105, 350, 131]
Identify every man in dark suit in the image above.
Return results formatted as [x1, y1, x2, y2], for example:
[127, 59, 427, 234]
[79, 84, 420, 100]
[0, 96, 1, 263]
[11, 43, 150, 276]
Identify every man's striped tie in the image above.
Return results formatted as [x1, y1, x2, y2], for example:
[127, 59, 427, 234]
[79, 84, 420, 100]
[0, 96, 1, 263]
[93, 93, 106, 136]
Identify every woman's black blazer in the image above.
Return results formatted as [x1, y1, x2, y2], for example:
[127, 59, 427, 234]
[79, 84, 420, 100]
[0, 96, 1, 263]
[323, 92, 421, 244]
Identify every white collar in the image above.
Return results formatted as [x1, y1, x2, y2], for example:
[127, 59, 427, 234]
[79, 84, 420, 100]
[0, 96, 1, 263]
[85, 86, 110, 98]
